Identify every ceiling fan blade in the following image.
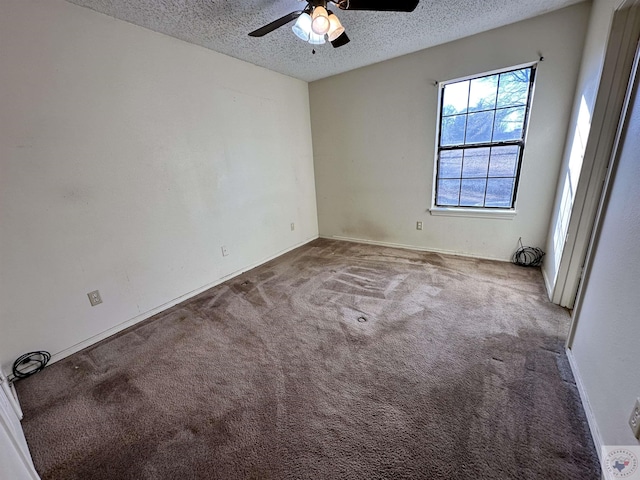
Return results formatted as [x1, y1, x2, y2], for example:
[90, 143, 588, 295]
[331, 32, 350, 48]
[335, 0, 419, 12]
[249, 11, 303, 37]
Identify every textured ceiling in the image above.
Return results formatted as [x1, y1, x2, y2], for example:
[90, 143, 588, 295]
[64, 0, 584, 82]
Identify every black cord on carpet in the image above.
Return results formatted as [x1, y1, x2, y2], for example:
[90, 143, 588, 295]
[512, 237, 545, 267]
[12, 351, 51, 381]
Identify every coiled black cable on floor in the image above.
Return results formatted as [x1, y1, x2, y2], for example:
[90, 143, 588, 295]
[12, 351, 51, 380]
[512, 237, 545, 267]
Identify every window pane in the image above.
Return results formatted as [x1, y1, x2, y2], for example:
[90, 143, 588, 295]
[497, 68, 531, 108]
[442, 80, 469, 115]
[468, 74, 498, 112]
[441, 114, 466, 146]
[485, 178, 515, 207]
[439, 150, 463, 178]
[460, 179, 486, 206]
[461, 148, 490, 178]
[437, 179, 461, 206]
[465, 111, 494, 144]
[436, 67, 534, 210]
[488, 146, 519, 177]
[492, 106, 525, 142]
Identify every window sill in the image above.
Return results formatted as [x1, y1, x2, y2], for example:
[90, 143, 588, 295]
[429, 207, 517, 219]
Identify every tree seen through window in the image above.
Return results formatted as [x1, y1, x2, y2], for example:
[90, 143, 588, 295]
[436, 66, 535, 208]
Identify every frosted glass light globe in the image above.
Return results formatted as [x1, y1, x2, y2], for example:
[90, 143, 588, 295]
[311, 6, 330, 35]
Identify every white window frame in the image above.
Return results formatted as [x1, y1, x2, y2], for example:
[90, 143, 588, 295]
[430, 62, 538, 219]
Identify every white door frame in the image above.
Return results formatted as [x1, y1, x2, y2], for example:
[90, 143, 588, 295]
[0, 375, 40, 479]
[566, 9, 640, 348]
[552, 0, 640, 309]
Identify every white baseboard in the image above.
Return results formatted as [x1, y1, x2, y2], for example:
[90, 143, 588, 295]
[47, 235, 319, 367]
[322, 235, 510, 262]
[565, 347, 604, 464]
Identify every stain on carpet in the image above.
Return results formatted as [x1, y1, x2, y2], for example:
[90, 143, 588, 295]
[15, 239, 600, 479]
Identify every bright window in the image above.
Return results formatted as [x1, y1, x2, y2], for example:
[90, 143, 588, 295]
[435, 65, 536, 209]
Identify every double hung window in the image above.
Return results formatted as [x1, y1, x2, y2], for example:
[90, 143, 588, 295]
[435, 65, 536, 209]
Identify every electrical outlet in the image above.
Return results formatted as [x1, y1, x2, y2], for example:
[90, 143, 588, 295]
[221, 245, 229, 257]
[87, 290, 102, 306]
[629, 398, 640, 439]
[416, 221, 423, 231]
[291, 222, 295, 231]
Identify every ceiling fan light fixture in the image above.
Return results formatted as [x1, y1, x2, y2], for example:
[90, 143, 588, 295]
[327, 13, 345, 42]
[311, 6, 330, 35]
[292, 12, 312, 41]
[308, 31, 327, 45]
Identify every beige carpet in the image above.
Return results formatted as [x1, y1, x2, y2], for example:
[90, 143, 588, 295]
[15, 239, 599, 479]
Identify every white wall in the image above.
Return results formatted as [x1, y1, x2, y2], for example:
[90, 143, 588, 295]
[309, 4, 590, 261]
[543, 0, 621, 291]
[0, 0, 318, 372]
[570, 64, 640, 446]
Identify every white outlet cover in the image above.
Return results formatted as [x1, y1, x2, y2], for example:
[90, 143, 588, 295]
[87, 290, 102, 306]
